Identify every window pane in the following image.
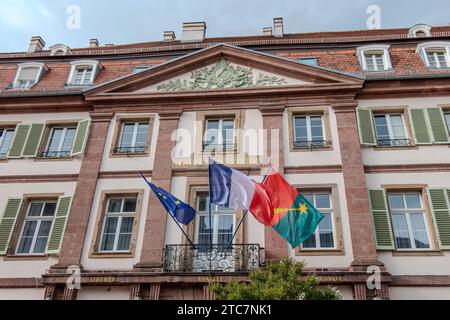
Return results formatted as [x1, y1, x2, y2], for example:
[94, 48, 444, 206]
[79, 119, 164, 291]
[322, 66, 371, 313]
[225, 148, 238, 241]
[218, 216, 233, 234]
[108, 199, 123, 213]
[410, 213, 430, 249]
[405, 194, 421, 209]
[100, 234, 115, 251]
[47, 129, 63, 152]
[119, 124, 135, 147]
[390, 115, 406, 139]
[392, 214, 411, 249]
[197, 194, 208, 212]
[22, 221, 37, 237]
[302, 234, 316, 248]
[294, 117, 308, 141]
[135, 123, 149, 147]
[33, 237, 48, 254]
[0, 130, 14, 155]
[365, 55, 375, 71]
[104, 217, 118, 233]
[299, 57, 318, 66]
[205, 120, 219, 146]
[17, 236, 33, 254]
[38, 221, 52, 236]
[117, 234, 131, 251]
[42, 203, 57, 216]
[62, 128, 76, 152]
[445, 113, 450, 134]
[374, 116, 390, 141]
[315, 194, 331, 209]
[28, 203, 43, 216]
[123, 198, 137, 213]
[302, 194, 314, 204]
[388, 194, 405, 209]
[120, 217, 134, 233]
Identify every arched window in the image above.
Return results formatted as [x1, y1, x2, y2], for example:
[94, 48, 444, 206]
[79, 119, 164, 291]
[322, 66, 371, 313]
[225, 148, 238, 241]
[408, 24, 432, 38]
[416, 42, 450, 69]
[12, 62, 48, 89]
[49, 44, 71, 56]
[357, 45, 393, 71]
[67, 60, 101, 86]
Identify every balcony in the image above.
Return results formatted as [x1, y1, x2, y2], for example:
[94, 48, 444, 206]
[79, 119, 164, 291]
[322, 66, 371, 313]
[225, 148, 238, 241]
[38, 151, 71, 158]
[293, 139, 331, 150]
[114, 146, 147, 155]
[163, 244, 262, 273]
[376, 138, 412, 147]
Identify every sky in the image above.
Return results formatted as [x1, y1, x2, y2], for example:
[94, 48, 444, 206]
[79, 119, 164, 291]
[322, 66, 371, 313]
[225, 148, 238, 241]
[0, 0, 449, 52]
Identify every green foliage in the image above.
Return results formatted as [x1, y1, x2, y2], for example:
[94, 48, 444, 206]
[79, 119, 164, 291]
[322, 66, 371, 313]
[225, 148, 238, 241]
[210, 258, 342, 300]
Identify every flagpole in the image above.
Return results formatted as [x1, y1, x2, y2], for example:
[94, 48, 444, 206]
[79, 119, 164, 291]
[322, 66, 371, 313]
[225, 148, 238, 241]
[139, 172, 196, 250]
[227, 166, 273, 248]
[207, 158, 213, 272]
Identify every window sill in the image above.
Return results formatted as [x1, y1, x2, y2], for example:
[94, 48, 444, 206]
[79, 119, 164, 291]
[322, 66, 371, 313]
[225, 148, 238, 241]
[291, 146, 333, 152]
[295, 249, 344, 256]
[4, 254, 49, 261]
[391, 250, 443, 257]
[373, 145, 418, 151]
[34, 156, 74, 162]
[89, 252, 135, 259]
[109, 152, 149, 159]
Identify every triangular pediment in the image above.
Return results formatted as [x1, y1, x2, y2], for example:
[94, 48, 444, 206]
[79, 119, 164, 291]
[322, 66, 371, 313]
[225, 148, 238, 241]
[85, 44, 364, 97]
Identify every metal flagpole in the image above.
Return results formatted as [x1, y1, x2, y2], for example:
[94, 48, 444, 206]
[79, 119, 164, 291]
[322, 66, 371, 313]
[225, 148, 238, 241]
[207, 158, 213, 272]
[227, 166, 273, 248]
[139, 172, 196, 250]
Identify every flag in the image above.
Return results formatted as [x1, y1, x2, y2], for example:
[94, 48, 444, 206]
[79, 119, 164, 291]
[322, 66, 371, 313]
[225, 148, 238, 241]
[143, 178, 196, 225]
[209, 161, 324, 248]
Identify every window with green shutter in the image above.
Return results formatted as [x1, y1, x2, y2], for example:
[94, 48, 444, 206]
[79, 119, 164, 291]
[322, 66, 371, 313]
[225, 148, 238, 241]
[8, 124, 30, 158]
[71, 119, 90, 156]
[0, 198, 23, 255]
[368, 189, 395, 250]
[427, 108, 450, 144]
[46, 196, 72, 254]
[427, 189, 450, 249]
[22, 123, 45, 157]
[409, 109, 432, 144]
[356, 108, 376, 146]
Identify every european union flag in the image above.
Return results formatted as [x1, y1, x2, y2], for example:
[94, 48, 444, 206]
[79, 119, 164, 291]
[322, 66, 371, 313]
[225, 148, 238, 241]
[144, 178, 196, 225]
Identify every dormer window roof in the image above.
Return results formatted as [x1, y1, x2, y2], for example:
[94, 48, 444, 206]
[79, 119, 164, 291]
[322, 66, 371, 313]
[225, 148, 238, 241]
[12, 62, 48, 89]
[416, 42, 450, 69]
[357, 45, 392, 72]
[49, 44, 71, 56]
[67, 60, 101, 86]
[408, 24, 432, 38]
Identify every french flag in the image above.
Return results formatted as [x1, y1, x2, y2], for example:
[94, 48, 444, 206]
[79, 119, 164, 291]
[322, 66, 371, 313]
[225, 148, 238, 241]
[209, 160, 273, 226]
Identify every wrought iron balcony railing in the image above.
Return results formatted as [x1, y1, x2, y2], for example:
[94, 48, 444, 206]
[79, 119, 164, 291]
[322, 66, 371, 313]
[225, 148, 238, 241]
[39, 151, 71, 158]
[163, 244, 262, 273]
[114, 146, 147, 154]
[0, 153, 6, 160]
[376, 138, 411, 147]
[293, 140, 330, 150]
[203, 142, 235, 152]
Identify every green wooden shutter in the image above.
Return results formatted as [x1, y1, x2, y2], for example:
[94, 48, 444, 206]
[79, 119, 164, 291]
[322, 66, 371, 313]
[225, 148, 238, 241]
[409, 109, 432, 144]
[8, 125, 30, 158]
[427, 108, 450, 144]
[46, 196, 72, 254]
[71, 119, 90, 156]
[22, 124, 45, 157]
[427, 189, 450, 249]
[368, 189, 395, 250]
[356, 108, 376, 146]
[0, 198, 23, 255]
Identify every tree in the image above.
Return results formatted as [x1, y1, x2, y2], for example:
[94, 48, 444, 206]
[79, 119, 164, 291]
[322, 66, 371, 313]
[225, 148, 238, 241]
[210, 258, 342, 300]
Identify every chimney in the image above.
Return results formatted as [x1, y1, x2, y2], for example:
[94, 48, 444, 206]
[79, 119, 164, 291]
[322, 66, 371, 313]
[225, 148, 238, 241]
[181, 22, 206, 43]
[263, 27, 273, 36]
[163, 31, 176, 41]
[28, 36, 45, 53]
[273, 17, 284, 37]
[89, 38, 100, 48]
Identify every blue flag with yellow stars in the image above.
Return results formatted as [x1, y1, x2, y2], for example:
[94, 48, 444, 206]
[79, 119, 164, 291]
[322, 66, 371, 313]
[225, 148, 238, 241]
[144, 179, 196, 225]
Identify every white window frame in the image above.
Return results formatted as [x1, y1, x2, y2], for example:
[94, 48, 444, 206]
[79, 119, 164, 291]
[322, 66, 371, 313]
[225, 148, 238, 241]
[293, 115, 325, 143]
[0, 128, 15, 157]
[388, 192, 432, 251]
[408, 24, 432, 38]
[67, 60, 100, 86]
[118, 122, 148, 149]
[357, 45, 392, 71]
[16, 200, 56, 256]
[204, 118, 235, 150]
[49, 44, 71, 56]
[98, 196, 136, 253]
[45, 126, 77, 156]
[417, 42, 450, 69]
[300, 192, 336, 250]
[12, 62, 48, 89]
[445, 112, 450, 135]
[132, 66, 150, 74]
[373, 113, 409, 145]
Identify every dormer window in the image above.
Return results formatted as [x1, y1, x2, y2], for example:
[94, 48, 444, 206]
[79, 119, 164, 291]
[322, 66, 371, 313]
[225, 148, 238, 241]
[357, 45, 392, 71]
[417, 42, 450, 69]
[13, 63, 47, 89]
[49, 44, 71, 56]
[67, 60, 101, 86]
[408, 24, 432, 38]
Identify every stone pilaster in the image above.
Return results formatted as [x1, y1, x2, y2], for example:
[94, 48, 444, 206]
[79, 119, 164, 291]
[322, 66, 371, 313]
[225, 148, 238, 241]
[135, 109, 182, 270]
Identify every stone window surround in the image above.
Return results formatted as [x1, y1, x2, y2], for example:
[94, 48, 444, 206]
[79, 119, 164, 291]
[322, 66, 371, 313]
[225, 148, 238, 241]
[381, 184, 441, 256]
[12, 62, 48, 89]
[3, 193, 64, 261]
[294, 184, 345, 256]
[89, 189, 144, 259]
[109, 114, 155, 158]
[287, 106, 333, 152]
[356, 44, 393, 71]
[0, 121, 19, 162]
[438, 104, 450, 141]
[367, 105, 417, 151]
[67, 60, 101, 86]
[416, 42, 450, 68]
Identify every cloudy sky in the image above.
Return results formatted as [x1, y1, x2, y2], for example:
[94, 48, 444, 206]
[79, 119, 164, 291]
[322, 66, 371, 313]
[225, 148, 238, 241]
[0, 0, 449, 52]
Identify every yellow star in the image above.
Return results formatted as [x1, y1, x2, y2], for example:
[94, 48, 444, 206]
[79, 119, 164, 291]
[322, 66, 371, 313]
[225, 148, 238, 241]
[163, 196, 167, 200]
[299, 203, 308, 214]
[175, 201, 181, 205]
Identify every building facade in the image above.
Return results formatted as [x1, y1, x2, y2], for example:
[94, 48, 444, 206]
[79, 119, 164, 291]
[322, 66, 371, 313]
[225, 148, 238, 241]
[0, 19, 450, 300]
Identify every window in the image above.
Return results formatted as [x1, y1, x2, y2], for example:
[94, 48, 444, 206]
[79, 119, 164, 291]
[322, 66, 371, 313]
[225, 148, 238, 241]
[98, 197, 137, 253]
[195, 193, 235, 251]
[203, 118, 235, 151]
[417, 42, 450, 69]
[116, 122, 149, 154]
[13, 63, 47, 89]
[388, 193, 431, 250]
[373, 114, 409, 147]
[408, 24, 432, 38]
[445, 112, 450, 135]
[67, 60, 100, 86]
[0, 128, 15, 159]
[293, 115, 326, 148]
[301, 192, 335, 249]
[133, 66, 150, 74]
[357, 45, 392, 71]
[299, 57, 318, 66]
[42, 126, 76, 158]
[16, 201, 56, 255]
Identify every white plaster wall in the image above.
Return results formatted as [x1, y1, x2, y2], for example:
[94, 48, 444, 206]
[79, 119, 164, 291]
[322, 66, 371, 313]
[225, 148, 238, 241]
[0, 288, 45, 300]
[76, 286, 130, 300]
[173, 112, 196, 159]
[390, 287, 450, 300]
[100, 113, 159, 172]
[0, 182, 76, 277]
[336, 285, 354, 300]
[367, 172, 450, 275]
[81, 178, 150, 270]
[283, 106, 342, 167]
[359, 97, 450, 165]
[165, 176, 188, 245]
[0, 112, 89, 176]
[284, 173, 353, 268]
